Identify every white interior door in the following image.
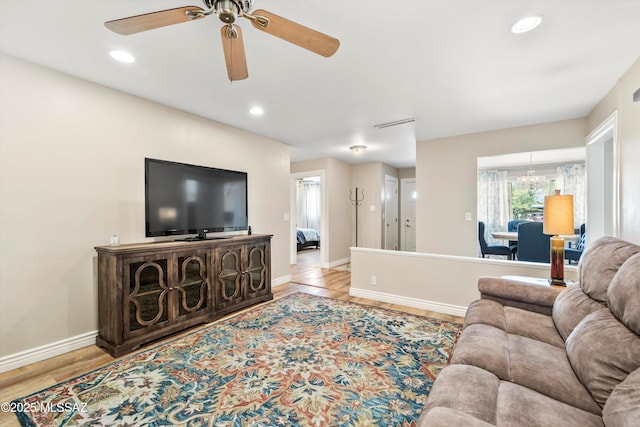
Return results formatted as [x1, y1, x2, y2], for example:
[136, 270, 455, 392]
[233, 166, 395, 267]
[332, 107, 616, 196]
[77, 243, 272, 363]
[384, 175, 398, 250]
[401, 178, 417, 251]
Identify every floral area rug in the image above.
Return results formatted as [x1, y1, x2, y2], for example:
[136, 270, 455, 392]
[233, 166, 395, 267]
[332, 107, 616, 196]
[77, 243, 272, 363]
[14, 293, 461, 426]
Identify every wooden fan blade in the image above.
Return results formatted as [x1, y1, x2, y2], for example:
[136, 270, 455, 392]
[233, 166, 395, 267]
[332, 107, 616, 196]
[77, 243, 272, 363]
[220, 25, 249, 81]
[249, 9, 339, 57]
[105, 6, 205, 35]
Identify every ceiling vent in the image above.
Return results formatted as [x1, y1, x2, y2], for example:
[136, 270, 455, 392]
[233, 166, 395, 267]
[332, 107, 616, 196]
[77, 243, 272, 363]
[374, 118, 415, 129]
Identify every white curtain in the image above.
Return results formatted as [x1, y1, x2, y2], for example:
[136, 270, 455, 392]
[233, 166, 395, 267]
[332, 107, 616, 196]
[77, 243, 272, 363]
[296, 180, 321, 234]
[556, 164, 586, 230]
[477, 170, 510, 245]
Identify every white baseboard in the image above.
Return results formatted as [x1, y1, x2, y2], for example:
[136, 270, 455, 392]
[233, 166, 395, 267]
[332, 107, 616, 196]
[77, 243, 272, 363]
[272, 275, 291, 287]
[0, 330, 98, 374]
[349, 287, 467, 318]
[323, 257, 350, 269]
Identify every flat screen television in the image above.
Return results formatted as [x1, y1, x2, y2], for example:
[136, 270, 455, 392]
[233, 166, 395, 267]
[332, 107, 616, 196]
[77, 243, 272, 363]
[145, 158, 248, 239]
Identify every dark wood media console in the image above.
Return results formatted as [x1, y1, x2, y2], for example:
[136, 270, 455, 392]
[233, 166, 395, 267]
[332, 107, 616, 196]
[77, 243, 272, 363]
[95, 234, 272, 357]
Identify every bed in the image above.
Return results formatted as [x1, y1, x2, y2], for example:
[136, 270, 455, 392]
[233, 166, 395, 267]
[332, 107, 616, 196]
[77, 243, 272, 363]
[296, 228, 320, 251]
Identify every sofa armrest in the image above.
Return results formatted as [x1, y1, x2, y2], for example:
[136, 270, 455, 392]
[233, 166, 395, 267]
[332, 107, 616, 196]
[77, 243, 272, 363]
[418, 407, 494, 427]
[478, 277, 564, 316]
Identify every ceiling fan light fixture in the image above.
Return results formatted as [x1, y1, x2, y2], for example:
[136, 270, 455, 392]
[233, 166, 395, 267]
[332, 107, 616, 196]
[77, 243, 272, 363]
[350, 145, 368, 155]
[109, 50, 135, 63]
[511, 15, 542, 33]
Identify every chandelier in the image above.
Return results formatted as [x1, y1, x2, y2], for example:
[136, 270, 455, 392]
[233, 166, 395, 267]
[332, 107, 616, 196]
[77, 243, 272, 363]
[516, 153, 546, 189]
[517, 170, 546, 184]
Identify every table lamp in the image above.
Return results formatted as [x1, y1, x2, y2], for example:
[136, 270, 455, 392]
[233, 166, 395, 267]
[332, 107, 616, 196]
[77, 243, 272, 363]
[543, 190, 574, 286]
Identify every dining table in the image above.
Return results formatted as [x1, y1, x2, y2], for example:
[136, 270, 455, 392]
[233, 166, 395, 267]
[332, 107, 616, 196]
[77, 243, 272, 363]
[491, 231, 580, 242]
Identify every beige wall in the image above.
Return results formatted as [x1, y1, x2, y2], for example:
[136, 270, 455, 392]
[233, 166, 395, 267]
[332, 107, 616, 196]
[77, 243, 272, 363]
[399, 168, 416, 180]
[415, 118, 588, 256]
[326, 158, 354, 262]
[0, 55, 291, 359]
[587, 57, 640, 244]
[291, 157, 353, 264]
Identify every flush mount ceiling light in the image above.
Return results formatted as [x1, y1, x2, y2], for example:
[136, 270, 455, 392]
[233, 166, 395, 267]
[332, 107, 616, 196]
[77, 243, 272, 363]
[511, 15, 542, 33]
[249, 106, 264, 116]
[349, 145, 367, 155]
[110, 50, 135, 63]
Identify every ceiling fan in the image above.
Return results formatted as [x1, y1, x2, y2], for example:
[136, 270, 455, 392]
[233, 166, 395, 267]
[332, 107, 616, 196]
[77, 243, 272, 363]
[105, 0, 340, 81]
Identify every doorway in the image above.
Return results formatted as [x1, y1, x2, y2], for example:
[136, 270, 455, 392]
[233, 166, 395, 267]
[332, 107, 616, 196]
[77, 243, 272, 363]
[290, 171, 327, 267]
[401, 178, 417, 251]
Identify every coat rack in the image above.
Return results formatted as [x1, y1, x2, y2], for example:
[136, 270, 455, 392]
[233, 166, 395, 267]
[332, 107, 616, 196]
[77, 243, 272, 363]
[350, 187, 364, 247]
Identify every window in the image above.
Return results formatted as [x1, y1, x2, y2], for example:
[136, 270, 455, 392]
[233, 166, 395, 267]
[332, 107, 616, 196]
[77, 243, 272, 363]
[478, 149, 585, 247]
[510, 179, 555, 221]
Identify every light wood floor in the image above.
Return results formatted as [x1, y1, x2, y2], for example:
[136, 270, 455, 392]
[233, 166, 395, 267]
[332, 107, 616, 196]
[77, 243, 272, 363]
[0, 262, 462, 426]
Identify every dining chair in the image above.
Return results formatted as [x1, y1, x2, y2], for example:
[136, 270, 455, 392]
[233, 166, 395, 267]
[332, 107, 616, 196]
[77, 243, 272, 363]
[565, 224, 586, 264]
[508, 219, 530, 242]
[478, 221, 516, 260]
[517, 221, 551, 263]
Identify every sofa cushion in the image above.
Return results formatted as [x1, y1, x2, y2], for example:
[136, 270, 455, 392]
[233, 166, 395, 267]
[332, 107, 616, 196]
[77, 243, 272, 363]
[463, 299, 507, 330]
[418, 406, 494, 426]
[452, 325, 600, 414]
[553, 284, 607, 341]
[451, 324, 510, 380]
[504, 306, 564, 348]
[508, 334, 601, 414]
[566, 310, 640, 407]
[496, 382, 604, 427]
[602, 368, 640, 426]
[608, 253, 640, 335]
[422, 364, 499, 424]
[579, 237, 640, 304]
[464, 299, 564, 348]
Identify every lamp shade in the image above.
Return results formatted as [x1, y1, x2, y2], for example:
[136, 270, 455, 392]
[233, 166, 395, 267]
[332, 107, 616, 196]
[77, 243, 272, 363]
[543, 192, 574, 235]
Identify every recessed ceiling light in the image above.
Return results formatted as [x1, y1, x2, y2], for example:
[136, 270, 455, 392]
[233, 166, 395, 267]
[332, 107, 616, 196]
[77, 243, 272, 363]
[511, 15, 542, 34]
[110, 50, 135, 63]
[249, 107, 264, 116]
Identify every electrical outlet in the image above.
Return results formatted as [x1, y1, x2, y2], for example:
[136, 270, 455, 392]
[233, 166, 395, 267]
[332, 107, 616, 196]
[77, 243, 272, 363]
[370, 275, 377, 286]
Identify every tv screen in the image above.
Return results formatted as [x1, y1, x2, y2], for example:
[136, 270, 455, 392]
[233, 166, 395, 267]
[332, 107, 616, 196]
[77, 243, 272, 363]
[145, 158, 248, 238]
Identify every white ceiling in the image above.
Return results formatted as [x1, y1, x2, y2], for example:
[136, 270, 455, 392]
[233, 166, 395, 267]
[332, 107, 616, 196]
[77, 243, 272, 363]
[1, 1, 639, 168]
